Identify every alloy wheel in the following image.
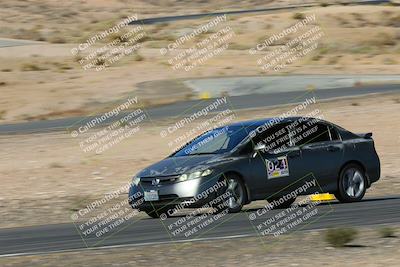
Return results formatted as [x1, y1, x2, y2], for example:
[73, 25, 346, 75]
[343, 168, 365, 198]
[226, 178, 244, 209]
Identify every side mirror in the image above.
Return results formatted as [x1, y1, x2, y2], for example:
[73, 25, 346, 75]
[252, 143, 266, 158]
[254, 143, 266, 151]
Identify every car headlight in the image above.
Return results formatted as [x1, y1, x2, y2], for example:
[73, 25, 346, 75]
[178, 169, 213, 182]
[132, 176, 141, 185]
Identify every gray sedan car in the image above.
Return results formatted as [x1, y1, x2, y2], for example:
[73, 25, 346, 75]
[129, 117, 380, 218]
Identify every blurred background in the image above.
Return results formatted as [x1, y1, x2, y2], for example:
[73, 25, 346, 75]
[0, 0, 399, 266]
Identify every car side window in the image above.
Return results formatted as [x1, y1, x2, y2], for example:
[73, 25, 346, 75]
[292, 121, 331, 146]
[328, 125, 340, 141]
[252, 123, 292, 153]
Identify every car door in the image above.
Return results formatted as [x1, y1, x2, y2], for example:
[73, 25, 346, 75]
[293, 120, 344, 191]
[248, 122, 306, 198]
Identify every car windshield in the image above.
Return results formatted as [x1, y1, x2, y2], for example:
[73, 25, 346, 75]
[172, 125, 255, 157]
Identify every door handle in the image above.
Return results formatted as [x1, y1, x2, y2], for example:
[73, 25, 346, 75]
[327, 146, 340, 152]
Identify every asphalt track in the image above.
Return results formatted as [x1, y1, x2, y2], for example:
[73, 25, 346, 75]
[0, 196, 399, 257]
[129, 0, 388, 25]
[0, 83, 399, 135]
[0, 38, 41, 48]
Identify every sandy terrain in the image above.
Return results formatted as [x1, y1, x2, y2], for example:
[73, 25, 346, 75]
[0, 92, 399, 229]
[0, 4, 399, 123]
[0, 225, 398, 266]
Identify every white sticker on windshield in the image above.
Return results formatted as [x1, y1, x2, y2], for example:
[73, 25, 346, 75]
[266, 156, 289, 179]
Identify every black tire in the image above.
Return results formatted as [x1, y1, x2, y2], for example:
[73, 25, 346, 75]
[334, 163, 367, 203]
[144, 209, 160, 219]
[268, 195, 296, 209]
[217, 174, 247, 213]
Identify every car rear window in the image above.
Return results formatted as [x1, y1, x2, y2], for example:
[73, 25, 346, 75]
[292, 122, 331, 145]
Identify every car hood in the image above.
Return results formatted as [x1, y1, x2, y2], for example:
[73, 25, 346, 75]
[138, 154, 233, 177]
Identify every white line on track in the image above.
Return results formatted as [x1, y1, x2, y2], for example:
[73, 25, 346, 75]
[0, 233, 254, 258]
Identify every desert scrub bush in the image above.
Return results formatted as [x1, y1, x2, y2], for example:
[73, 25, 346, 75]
[349, 45, 375, 54]
[146, 41, 168, 49]
[311, 54, 323, 61]
[136, 35, 150, 43]
[49, 162, 64, 168]
[59, 10, 78, 18]
[95, 57, 106, 66]
[52, 62, 73, 70]
[74, 54, 83, 63]
[109, 31, 130, 43]
[369, 32, 396, 47]
[264, 23, 273, 30]
[69, 195, 95, 212]
[394, 29, 400, 41]
[133, 53, 144, 61]
[381, 11, 400, 27]
[151, 34, 175, 42]
[292, 13, 305, 20]
[0, 110, 6, 120]
[383, 57, 397, 65]
[48, 33, 67, 44]
[379, 227, 396, 238]
[317, 44, 333, 55]
[228, 43, 250, 50]
[13, 28, 44, 41]
[325, 228, 358, 247]
[391, 14, 400, 27]
[150, 22, 170, 34]
[21, 63, 48, 71]
[327, 55, 341, 65]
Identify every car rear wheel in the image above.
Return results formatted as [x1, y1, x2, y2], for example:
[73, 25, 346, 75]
[335, 164, 367, 203]
[217, 174, 247, 213]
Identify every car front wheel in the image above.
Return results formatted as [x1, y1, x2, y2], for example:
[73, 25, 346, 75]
[335, 164, 367, 203]
[217, 174, 247, 213]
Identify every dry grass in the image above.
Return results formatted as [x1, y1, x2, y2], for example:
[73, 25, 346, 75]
[20, 62, 48, 71]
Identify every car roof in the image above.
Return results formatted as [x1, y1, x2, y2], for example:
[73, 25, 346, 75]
[227, 116, 317, 128]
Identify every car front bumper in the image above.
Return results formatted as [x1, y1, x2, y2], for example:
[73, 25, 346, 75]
[128, 174, 224, 210]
